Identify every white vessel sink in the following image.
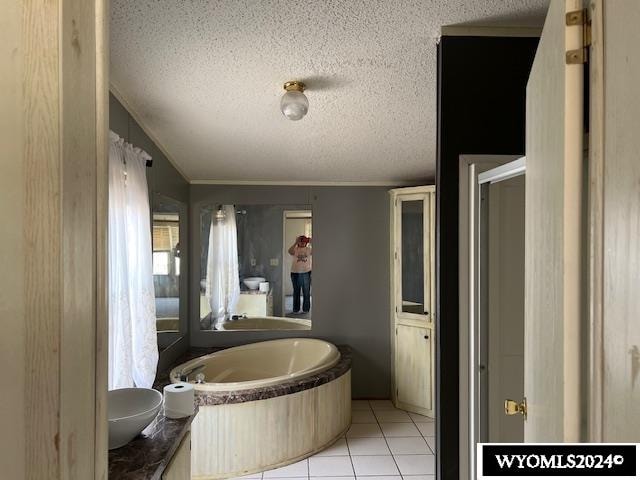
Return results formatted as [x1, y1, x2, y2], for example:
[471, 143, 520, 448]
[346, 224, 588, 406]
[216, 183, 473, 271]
[108, 387, 163, 450]
[243, 276, 266, 290]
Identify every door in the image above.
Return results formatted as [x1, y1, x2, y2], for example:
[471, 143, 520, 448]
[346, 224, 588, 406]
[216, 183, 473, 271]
[484, 175, 525, 443]
[395, 191, 434, 323]
[524, 0, 585, 441]
[396, 324, 432, 411]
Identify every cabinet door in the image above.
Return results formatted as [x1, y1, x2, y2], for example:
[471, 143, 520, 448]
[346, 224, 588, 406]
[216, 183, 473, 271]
[395, 193, 433, 323]
[396, 324, 432, 412]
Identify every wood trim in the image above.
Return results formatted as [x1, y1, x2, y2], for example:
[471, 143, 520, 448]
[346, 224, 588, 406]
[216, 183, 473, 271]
[23, 0, 63, 475]
[0, 1, 25, 477]
[60, 0, 101, 475]
[586, 0, 604, 443]
[12, 1, 107, 477]
[95, 0, 109, 476]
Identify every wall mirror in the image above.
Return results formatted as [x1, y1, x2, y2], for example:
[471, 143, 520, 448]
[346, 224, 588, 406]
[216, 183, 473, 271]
[199, 204, 313, 331]
[152, 194, 188, 348]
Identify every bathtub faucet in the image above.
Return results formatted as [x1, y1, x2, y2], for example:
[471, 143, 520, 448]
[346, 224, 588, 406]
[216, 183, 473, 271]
[179, 364, 205, 382]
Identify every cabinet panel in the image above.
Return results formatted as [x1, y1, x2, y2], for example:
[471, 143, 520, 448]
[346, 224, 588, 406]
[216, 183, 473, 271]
[396, 324, 432, 412]
[162, 431, 191, 480]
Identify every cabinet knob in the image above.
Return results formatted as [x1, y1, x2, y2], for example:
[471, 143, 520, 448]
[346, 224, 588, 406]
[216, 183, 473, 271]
[424, 335, 429, 340]
[424, 311, 429, 315]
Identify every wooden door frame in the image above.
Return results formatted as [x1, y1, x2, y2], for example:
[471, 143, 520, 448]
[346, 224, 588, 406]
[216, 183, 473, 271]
[0, 1, 109, 477]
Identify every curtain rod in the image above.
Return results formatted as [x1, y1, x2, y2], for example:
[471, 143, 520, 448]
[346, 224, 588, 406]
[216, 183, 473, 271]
[109, 130, 153, 168]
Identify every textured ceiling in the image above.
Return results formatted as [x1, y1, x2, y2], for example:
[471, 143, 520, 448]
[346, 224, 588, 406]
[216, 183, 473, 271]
[111, 0, 548, 183]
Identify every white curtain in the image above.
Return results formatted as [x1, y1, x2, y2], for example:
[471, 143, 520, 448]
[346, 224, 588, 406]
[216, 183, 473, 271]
[205, 205, 240, 327]
[108, 131, 158, 389]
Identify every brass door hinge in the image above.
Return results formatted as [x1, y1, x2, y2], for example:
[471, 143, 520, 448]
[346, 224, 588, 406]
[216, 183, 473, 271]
[566, 8, 592, 64]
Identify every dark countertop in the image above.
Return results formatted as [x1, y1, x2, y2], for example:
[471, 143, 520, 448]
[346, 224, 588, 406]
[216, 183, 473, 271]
[108, 406, 196, 480]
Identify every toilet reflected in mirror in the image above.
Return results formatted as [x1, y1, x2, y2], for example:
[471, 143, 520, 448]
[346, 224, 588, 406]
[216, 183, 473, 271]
[199, 204, 313, 331]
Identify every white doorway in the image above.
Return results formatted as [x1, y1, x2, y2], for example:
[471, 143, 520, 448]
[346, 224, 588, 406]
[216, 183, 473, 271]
[458, 154, 525, 479]
[476, 160, 526, 448]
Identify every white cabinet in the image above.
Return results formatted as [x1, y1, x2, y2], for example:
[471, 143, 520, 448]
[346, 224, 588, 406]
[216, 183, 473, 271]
[390, 186, 435, 418]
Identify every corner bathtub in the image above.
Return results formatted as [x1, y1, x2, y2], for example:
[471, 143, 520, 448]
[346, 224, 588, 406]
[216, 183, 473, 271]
[170, 339, 351, 480]
[216, 316, 311, 331]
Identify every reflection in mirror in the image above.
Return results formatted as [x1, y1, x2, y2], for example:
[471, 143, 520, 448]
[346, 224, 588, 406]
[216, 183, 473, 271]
[283, 210, 312, 317]
[200, 204, 312, 331]
[401, 199, 424, 314]
[153, 200, 181, 333]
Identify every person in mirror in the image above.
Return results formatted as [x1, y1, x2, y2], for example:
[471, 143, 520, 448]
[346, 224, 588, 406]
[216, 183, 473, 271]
[288, 235, 312, 313]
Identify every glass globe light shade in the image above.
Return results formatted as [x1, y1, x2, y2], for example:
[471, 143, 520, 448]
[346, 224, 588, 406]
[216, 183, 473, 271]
[280, 90, 309, 121]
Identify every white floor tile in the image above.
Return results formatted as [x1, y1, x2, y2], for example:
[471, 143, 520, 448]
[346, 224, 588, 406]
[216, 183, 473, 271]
[352, 410, 378, 424]
[393, 455, 435, 476]
[315, 438, 349, 456]
[424, 437, 435, 454]
[374, 410, 412, 423]
[262, 478, 304, 480]
[309, 456, 354, 476]
[263, 460, 308, 478]
[385, 437, 430, 455]
[351, 456, 400, 476]
[369, 400, 395, 411]
[401, 476, 435, 480]
[347, 437, 391, 456]
[352, 400, 372, 411]
[408, 413, 434, 423]
[356, 477, 401, 480]
[415, 423, 435, 437]
[347, 423, 383, 438]
[380, 423, 421, 438]
[311, 477, 354, 480]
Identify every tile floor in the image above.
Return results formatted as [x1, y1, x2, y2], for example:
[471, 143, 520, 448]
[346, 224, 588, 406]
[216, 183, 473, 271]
[234, 400, 436, 480]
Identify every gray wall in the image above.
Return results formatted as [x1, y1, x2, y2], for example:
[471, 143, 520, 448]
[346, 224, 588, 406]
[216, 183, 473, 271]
[190, 185, 392, 398]
[110, 93, 191, 369]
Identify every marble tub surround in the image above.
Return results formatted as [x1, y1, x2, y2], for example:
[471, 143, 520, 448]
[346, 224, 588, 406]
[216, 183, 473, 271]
[160, 343, 351, 406]
[192, 370, 351, 479]
[108, 409, 196, 480]
[178, 339, 351, 479]
[193, 346, 349, 406]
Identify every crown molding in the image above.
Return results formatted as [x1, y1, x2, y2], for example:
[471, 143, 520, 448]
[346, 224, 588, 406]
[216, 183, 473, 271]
[109, 81, 191, 181]
[440, 25, 542, 38]
[190, 179, 425, 187]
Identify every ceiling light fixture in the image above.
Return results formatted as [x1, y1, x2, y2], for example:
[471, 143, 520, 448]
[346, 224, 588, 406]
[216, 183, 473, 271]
[280, 81, 308, 121]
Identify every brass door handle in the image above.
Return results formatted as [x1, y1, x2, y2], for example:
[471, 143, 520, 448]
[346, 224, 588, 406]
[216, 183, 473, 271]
[504, 397, 527, 420]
